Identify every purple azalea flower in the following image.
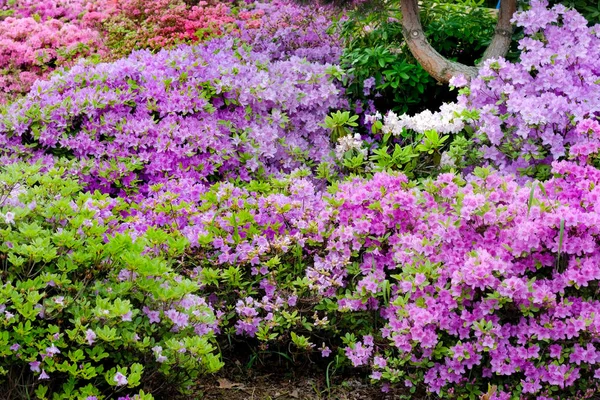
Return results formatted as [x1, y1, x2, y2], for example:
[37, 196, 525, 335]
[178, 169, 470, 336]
[29, 361, 41, 373]
[46, 344, 60, 356]
[85, 329, 96, 345]
[114, 372, 128, 386]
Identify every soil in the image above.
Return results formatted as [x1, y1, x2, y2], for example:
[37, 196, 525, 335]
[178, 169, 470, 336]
[191, 351, 426, 400]
[198, 371, 407, 400]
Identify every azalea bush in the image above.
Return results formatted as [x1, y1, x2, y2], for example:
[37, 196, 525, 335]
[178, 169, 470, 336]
[0, 162, 222, 399]
[319, 157, 600, 399]
[458, 0, 600, 178]
[6, 155, 600, 399]
[0, 16, 106, 103]
[108, 170, 391, 374]
[134, 176, 338, 347]
[0, 38, 345, 194]
[103, 0, 236, 59]
[236, 0, 343, 64]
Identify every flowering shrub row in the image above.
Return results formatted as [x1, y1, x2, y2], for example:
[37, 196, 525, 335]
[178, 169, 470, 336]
[101, 146, 600, 398]
[0, 0, 341, 105]
[4, 130, 600, 399]
[0, 38, 345, 194]
[6, 157, 600, 399]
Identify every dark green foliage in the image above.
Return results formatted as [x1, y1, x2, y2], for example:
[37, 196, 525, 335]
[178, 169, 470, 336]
[339, 0, 498, 114]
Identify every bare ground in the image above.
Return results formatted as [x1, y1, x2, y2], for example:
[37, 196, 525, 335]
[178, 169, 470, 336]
[191, 352, 423, 400]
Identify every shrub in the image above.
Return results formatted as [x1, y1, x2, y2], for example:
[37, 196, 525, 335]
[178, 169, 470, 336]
[458, 0, 600, 178]
[310, 157, 600, 398]
[3, 2, 600, 399]
[0, 16, 106, 103]
[114, 172, 378, 369]
[0, 162, 222, 399]
[0, 38, 345, 194]
[102, 0, 236, 59]
[236, 0, 343, 64]
[135, 176, 334, 341]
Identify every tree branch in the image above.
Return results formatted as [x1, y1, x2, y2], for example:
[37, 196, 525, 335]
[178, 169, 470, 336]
[481, 0, 517, 62]
[400, 0, 516, 83]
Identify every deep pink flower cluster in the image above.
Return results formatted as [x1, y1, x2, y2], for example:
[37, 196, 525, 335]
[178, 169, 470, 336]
[459, 0, 600, 175]
[311, 154, 600, 397]
[0, 16, 106, 103]
[0, 38, 344, 194]
[0, 0, 114, 24]
[103, 0, 236, 58]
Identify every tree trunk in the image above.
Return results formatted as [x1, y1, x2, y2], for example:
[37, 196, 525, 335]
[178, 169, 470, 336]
[400, 0, 517, 83]
[481, 0, 517, 61]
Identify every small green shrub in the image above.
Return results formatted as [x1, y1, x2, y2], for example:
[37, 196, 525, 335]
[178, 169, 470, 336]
[0, 162, 222, 400]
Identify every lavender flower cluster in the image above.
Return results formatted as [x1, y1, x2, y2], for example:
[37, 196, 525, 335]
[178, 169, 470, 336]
[459, 0, 600, 175]
[236, 0, 343, 64]
[0, 37, 345, 194]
